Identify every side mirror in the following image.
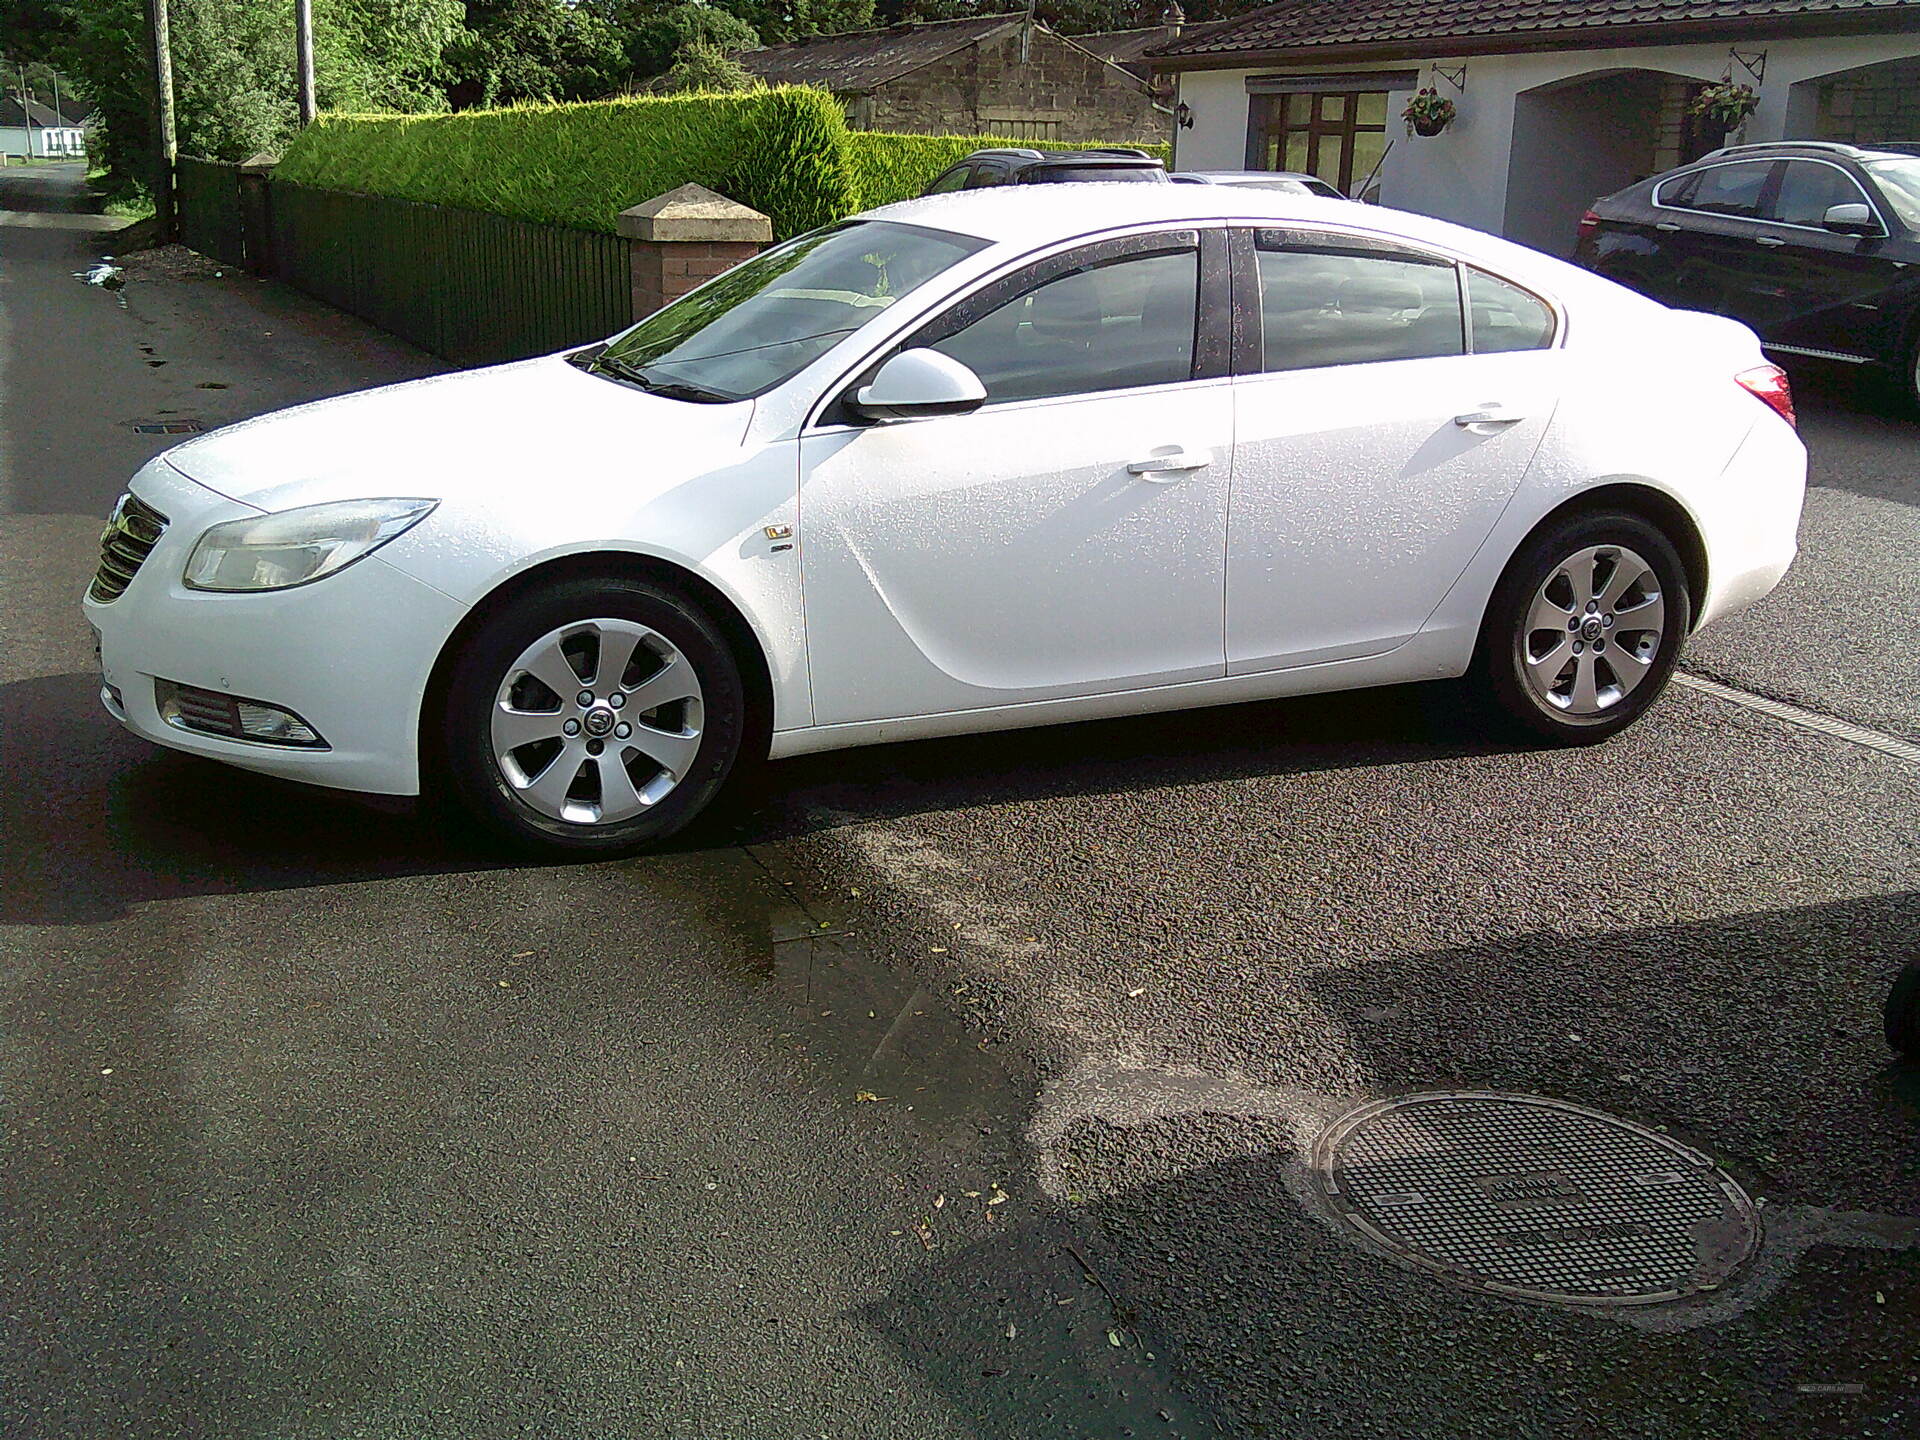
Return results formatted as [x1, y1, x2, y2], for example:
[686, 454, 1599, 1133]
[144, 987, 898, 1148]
[851, 349, 987, 423]
[1822, 202, 1880, 237]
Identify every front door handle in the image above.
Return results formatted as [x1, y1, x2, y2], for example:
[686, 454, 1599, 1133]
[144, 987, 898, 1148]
[1454, 406, 1526, 428]
[1754, 235, 1787, 248]
[1127, 450, 1212, 479]
[1655, 222, 1683, 232]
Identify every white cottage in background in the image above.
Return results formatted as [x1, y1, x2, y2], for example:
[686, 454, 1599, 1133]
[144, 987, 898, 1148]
[1150, 0, 1920, 255]
[1, 92, 87, 159]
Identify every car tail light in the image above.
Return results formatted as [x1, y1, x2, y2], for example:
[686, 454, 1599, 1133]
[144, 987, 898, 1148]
[1735, 364, 1796, 429]
[1577, 209, 1601, 242]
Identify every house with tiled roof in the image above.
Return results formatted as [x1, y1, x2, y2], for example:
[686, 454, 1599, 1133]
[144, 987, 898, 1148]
[1, 92, 86, 159]
[728, 13, 1169, 144]
[1148, 0, 1920, 253]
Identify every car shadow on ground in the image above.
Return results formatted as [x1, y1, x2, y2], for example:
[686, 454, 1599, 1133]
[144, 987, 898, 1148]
[0, 671, 505, 927]
[729, 678, 1524, 846]
[0, 669, 1523, 927]
[862, 892, 1920, 1440]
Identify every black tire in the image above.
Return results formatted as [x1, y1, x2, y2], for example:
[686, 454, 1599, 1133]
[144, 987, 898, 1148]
[439, 575, 748, 857]
[1478, 510, 1692, 745]
[1886, 963, 1920, 1057]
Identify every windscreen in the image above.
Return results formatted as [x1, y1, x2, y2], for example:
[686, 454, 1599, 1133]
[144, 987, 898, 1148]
[1866, 158, 1920, 229]
[595, 220, 988, 400]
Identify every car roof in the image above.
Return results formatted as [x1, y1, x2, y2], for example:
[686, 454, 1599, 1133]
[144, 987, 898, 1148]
[1694, 140, 1914, 164]
[867, 183, 1530, 266]
[964, 147, 1159, 165]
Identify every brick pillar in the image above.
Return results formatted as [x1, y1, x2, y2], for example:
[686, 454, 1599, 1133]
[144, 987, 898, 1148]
[616, 183, 773, 322]
[237, 151, 276, 276]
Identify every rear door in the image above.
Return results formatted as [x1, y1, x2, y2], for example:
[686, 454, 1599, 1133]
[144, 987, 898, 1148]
[1225, 228, 1561, 673]
[1649, 159, 1781, 324]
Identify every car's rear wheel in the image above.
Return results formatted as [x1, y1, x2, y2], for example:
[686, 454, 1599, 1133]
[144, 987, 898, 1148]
[440, 576, 747, 856]
[1480, 511, 1691, 745]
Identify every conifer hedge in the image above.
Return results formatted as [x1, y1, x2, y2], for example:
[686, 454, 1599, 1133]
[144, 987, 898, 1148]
[275, 88, 1172, 239]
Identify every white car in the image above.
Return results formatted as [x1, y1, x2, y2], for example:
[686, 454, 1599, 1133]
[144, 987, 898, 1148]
[85, 186, 1806, 855]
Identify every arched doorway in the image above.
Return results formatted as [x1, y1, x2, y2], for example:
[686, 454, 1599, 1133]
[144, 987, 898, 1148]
[1504, 69, 1720, 256]
[1787, 54, 1920, 146]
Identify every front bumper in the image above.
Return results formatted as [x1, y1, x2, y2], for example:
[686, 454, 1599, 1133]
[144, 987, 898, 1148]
[82, 458, 468, 796]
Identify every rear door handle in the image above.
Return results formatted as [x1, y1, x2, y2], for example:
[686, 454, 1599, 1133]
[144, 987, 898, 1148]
[1655, 222, 1683, 232]
[1127, 450, 1212, 479]
[1754, 235, 1787, 248]
[1454, 406, 1526, 428]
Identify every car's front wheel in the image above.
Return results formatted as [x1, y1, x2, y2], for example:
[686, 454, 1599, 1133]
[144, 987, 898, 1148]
[1480, 511, 1692, 745]
[440, 575, 748, 855]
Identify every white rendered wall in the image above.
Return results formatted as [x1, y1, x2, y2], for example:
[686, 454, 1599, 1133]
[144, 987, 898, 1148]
[1168, 32, 1920, 248]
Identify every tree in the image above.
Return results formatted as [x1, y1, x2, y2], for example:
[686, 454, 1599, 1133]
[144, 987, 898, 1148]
[655, 41, 758, 93]
[14, 0, 462, 193]
[443, 0, 630, 108]
[620, 2, 758, 80]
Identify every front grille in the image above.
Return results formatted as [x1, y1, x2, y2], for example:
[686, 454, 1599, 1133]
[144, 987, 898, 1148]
[89, 493, 169, 603]
[166, 682, 244, 737]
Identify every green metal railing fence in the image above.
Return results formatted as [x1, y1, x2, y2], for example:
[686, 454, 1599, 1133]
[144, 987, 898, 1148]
[268, 182, 632, 367]
[176, 157, 248, 268]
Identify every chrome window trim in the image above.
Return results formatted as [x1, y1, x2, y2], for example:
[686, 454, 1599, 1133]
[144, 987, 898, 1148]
[1652, 155, 1891, 237]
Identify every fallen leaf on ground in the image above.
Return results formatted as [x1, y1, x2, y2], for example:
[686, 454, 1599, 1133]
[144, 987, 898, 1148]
[855, 1091, 888, 1103]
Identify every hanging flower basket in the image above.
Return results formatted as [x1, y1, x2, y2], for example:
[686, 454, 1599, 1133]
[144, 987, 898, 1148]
[1403, 87, 1456, 137]
[1690, 81, 1759, 132]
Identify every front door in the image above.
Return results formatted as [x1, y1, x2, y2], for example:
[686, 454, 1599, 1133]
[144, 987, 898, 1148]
[1226, 230, 1560, 672]
[1747, 158, 1906, 358]
[799, 232, 1232, 725]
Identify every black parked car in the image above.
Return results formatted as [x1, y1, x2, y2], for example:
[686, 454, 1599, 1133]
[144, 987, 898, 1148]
[920, 147, 1166, 195]
[1575, 141, 1920, 406]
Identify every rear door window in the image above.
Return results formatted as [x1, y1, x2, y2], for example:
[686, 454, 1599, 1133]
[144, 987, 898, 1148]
[1252, 242, 1465, 372]
[1662, 161, 1775, 218]
[964, 163, 1007, 189]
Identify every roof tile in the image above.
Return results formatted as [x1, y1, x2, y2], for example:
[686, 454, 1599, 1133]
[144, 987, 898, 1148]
[1153, 0, 1920, 59]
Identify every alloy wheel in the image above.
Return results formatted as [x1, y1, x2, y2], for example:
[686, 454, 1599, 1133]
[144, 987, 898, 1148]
[490, 618, 705, 825]
[1519, 544, 1666, 718]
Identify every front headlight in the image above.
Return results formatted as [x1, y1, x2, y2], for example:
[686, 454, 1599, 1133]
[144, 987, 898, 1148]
[183, 499, 437, 592]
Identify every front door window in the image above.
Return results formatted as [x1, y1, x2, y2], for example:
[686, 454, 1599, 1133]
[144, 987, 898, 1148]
[1250, 91, 1389, 195]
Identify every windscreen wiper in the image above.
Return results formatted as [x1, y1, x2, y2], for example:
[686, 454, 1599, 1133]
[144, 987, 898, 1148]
[590, 353, 733, 404]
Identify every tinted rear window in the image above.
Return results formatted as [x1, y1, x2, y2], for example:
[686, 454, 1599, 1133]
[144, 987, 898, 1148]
[1660, 161, 1773, 218]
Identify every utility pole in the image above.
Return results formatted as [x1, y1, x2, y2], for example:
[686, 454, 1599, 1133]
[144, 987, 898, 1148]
[146, 0, 176, 238]
[18, 63, 35, 158]
[51, 69, 63, 155]
[295, 0, 316, 126]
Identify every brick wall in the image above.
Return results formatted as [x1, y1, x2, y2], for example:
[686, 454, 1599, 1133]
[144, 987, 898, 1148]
[862, 28, 1169, 145]
[1815, 57, 1920, 144]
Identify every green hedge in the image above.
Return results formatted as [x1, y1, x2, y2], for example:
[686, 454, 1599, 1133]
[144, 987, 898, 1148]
[275, 88, 860, 240]
[846, 132, 1172, 211]
[276, 89, 1172, 239]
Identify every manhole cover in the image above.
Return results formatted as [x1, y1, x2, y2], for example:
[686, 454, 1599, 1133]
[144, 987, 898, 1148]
[1313, 1092, 1759, 1306]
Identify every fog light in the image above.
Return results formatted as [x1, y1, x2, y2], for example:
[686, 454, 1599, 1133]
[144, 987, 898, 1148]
[155, 679, 328, 749]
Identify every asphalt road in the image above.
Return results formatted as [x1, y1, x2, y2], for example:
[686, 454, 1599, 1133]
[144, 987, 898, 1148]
[3, 163, 1917, 1439]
